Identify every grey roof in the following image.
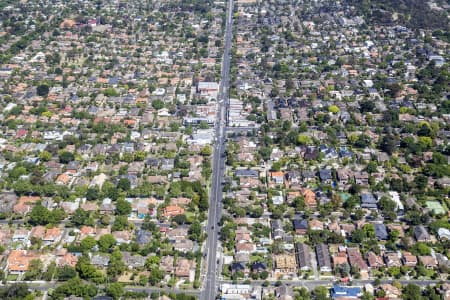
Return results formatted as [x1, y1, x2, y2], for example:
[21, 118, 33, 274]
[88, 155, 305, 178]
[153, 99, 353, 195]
[301, 170, 316, 178]
[91, 255, 110, 266]
[296, 243, 312, 269]
[271, 219, 285, 239]
[414, 225, 430, 241]
[231, 262, 246, 272]
[361, 193, 377, 204]
[275, 285, 294, 298]
[234, 169, 259, 177]
[361, 203, 378, 209]
[319, 169, 332, 180]
[93, 297, 113, 300]
[146, 158, 160, 167]
[315, 243, 331, 269]
[0, 192, 17, 213]
[374, 224, 388, 240]
[293, 219, 308, 230]
[250, 261, 267, 272]
[136, 230, 152, 245]
[122, 252, 146, 268]
[271, 219, 283, 230]
[285, 170, 300, 180]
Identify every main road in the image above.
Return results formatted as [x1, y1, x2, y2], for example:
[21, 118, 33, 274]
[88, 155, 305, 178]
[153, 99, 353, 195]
[201, 0, 234, 299]
[4, 282, 200, 296]
[218, 279, 444, 289]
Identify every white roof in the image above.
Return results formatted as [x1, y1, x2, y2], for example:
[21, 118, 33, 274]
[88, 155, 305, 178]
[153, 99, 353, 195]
[198, 82, 218, 90]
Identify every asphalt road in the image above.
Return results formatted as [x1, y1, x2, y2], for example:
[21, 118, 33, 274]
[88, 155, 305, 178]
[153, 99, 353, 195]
[218, 278, 444, 289]
[13, 282, 200, 296]
[13, 278, 444, 299]
[201, 1, 234, 299]
[225, 126, 257, 132]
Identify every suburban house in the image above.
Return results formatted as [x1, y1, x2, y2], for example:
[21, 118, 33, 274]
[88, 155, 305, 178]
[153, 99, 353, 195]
[330, 285, 362, 299]
[402, 252, 418, 267]
[293, 218, 308, 235]
[7, 250, 39, 274]
[295, 243, 312, 271]
[163, 205, 185, 218]
[316, 244, 332, 272]
[361, 193, 377, 210]
[414, 225, 431, 242]
[274, 254, 297, 276]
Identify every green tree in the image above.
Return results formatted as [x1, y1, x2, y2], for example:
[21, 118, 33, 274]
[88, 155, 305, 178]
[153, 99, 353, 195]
[56, 265, 77, 281]
[9, 166, 27, 180]
[351, 229, 366, 243]
[402, 284, 423, 300]
[414, 175, 428, 190]
[103, 183, 119, 200]
[133, 151, 146, 161]
[185, 126, 193, 135]
[117, 178, 131, 191]
[112, 215, 129, 231]
[145, 256, 160, 269]
[417, 123, 432, 137]
[43, 261, 56, 281]
[200, 145, 212, 156]
[52, 277, 97, 299]
[106, 282, 124, 300]
[39, 151, 52, 162]
[297, 134, 312, 145]
[86, 187, 100, 201]
[418, 136, 432, 150]
[116, 199, 132, 215]
[432, 152, 447, 164]
[328, 105, 340, 113]
[48, 208, 65, 224]
[80, 236, 97, 252]
[104, 88, 119, 97]
[169, 182, 182, 197]
[198, 192, 209, 212]
[362, 224, 376, 239]
[28, 204, 49, 225]
[366, 161, 378, 174]
[36, 84, 49, 97]
[388, 267, 401, 278]
[296, 287, 311, 299]
[361, 292, 375, 300]
[148, 268, 164, 285]
[360, 100, 375, 113]
[107, 249, 125, 279]
[23, 259, 43, 280]
[380, 135, 397, 154]
[71, 208, 91, 227]
[59, 151, 75, 163]
[0, 283, 32, 300]
[198, 121, 210, 129]
[411, 242, 431, 256]
[258, 147, 272, 161]
[97, 234, 116, 252]
[151, 99, 164, 110]
[313, 286, 330, 300]
[189, 221, 202, 241]
[75, 255, 96, 278]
